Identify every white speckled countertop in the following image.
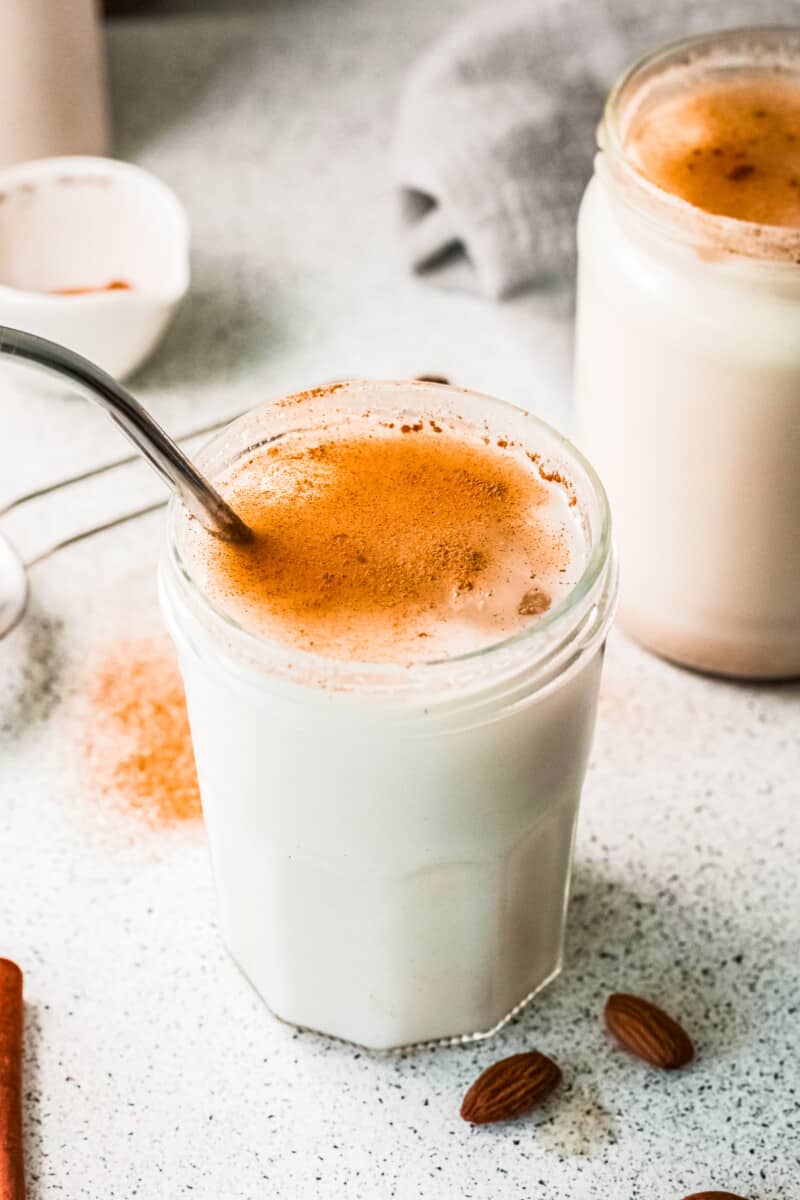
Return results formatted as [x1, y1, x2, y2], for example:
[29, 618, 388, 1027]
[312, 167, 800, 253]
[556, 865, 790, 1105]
[1, 3, 798, 1197]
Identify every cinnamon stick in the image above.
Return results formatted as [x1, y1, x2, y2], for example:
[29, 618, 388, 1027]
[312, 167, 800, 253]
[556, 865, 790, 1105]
[0, 960, 24, 1200]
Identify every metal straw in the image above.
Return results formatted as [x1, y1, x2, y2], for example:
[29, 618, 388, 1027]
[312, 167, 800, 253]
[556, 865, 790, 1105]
[0, 326, 252, 543]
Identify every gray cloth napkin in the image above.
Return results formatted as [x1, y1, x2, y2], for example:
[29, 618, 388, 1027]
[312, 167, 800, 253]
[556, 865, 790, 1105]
[394, 0, 800, 299]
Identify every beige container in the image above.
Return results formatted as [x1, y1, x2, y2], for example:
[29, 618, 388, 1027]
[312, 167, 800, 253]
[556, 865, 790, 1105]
[0, 0, 109, 168]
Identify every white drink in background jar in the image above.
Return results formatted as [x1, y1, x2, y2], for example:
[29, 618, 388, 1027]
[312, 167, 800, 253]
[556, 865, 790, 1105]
[160, 380, 616, 1050]
[575, 27, 800, 679]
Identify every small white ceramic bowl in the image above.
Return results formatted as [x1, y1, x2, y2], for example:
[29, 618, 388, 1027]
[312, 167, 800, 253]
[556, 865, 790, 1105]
[0, 156, 189, 379]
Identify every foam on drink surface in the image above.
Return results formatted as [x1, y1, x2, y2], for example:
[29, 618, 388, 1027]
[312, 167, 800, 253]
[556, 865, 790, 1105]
[185, 417, 586, 663]
[626, 73, 800, 228]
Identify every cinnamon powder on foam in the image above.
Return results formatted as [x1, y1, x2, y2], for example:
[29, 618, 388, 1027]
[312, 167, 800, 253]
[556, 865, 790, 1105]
[191, 425, 574, 661]
[627, 74, 800, 228]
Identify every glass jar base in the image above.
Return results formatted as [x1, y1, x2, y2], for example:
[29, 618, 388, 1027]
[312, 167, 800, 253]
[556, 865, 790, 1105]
[620, 609, 800, 682]
[229, 946, 564, 1053]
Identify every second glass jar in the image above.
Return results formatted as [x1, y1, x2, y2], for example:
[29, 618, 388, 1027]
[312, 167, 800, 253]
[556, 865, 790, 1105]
[575, 27, 800, 679]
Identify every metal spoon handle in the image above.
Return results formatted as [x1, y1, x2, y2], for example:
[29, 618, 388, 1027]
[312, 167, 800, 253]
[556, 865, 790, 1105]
[0, 326, 251, 543]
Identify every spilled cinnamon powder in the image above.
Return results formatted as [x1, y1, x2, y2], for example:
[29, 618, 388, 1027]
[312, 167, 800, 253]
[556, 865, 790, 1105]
[82, 638, 201, 827]
[186, 422, 581, 662]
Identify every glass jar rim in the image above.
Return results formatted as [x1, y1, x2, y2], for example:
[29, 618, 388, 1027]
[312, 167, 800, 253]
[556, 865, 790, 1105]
[599, 25, 800, 262]
[162, 380, 615, 697]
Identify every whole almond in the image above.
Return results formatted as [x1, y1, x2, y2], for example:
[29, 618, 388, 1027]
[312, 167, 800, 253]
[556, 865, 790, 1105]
[460, 1050, 561, 1124]
[604, 993, 694, 1069]
[681, 1193, 748, 1199]
[681, 1190, 753, 1200]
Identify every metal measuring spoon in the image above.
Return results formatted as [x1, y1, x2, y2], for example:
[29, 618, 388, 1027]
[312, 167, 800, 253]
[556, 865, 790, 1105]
[0, 325, 252, 637]
[0, 532, 27, 639]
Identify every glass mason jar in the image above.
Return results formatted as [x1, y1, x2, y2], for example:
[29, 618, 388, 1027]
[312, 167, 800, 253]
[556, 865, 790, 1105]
[575, 27, 800, 679]
[159, 380, 617, 1050]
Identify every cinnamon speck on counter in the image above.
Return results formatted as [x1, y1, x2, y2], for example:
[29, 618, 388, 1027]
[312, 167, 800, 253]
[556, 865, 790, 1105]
[82, 637, 201, 827]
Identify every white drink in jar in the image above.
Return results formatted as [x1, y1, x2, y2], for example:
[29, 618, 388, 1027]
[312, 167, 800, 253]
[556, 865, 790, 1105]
[576, 27, 800, 679]
[160, 380, 616, 1049]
